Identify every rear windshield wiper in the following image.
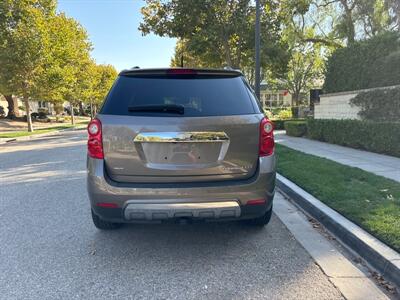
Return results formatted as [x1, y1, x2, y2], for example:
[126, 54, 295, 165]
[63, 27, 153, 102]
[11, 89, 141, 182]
[128, 104, 184, 114]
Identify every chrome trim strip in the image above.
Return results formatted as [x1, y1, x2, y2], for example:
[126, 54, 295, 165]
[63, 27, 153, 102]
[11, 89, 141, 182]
[134, 132, 230, 143]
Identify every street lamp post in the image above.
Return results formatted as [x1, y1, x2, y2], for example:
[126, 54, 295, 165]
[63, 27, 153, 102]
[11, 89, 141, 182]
[254, 0, 261, 99]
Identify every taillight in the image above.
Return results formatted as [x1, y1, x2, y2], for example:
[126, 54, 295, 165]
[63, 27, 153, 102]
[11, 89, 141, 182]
[259, 117, 275, 156]
[87, 119, 104, 159]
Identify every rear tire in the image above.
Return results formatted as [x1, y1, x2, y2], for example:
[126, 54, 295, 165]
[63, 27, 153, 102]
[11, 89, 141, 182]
[246, 207, 273, 226]
[91, 210, 122, 230]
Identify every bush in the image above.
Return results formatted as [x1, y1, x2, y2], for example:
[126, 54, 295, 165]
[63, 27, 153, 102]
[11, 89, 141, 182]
[350, 87, 400, 122]
[263, 109, 274, 119]
[264, 107, 292, 120]
[38, 108, 48, 114]
[31, 112, 39, 120]
[307, 119, 400, 157]
[53, 103, 64, 115]
[284, 121, 307, 137]
[324, 31, 400, 93]
[277, 109, 292, 119]
[272, 118, 305, 130]
[38, 111, 48, 119]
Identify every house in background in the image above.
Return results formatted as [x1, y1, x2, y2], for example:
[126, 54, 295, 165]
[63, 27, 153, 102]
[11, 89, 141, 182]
[0, 95, 57, 117]
[259, 82, 292, 109]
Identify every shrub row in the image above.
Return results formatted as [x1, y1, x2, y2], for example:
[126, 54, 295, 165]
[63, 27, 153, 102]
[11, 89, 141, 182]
[350, 86, 400, 122]
[272, 118, 305, 130]
[307, 119, 400, 157]
[284, 121, 307, 137]
[324, 31, 400, 93]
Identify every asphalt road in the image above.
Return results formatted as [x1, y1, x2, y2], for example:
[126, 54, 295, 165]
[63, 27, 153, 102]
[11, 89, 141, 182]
[0, 131, 344, 300]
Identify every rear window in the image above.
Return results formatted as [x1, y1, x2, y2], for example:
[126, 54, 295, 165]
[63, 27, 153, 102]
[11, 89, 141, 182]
[100, 75, 256, 117]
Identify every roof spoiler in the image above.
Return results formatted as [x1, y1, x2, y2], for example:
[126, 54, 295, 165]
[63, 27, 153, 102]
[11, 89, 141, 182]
[119, 68, 243, 77]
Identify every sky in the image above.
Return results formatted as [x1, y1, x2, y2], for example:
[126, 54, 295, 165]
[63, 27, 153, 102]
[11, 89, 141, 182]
[57, 0, 177, 71]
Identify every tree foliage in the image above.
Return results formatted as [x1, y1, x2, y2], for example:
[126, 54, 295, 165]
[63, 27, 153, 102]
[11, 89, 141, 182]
[41, 13, 92, 105]
[0, 0, 117, 128]
[0, 0, 56, 130]
[273, 1, 327, 113]
[350, 86, 400, 122]
[324, 31, 400, 92]
[91, 64, 118, 106]
[140, 0, 289, 85]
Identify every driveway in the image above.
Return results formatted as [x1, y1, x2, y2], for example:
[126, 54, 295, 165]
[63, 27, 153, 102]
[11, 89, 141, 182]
[0, 131, 361, 299]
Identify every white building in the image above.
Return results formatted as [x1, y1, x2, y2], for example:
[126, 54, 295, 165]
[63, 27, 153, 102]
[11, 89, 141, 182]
[314, 85, 399, 119]
[0, 96, 58, 116]
[259, 83, 292, 109]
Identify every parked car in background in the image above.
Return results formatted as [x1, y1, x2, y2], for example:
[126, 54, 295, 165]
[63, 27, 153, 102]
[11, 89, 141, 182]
[86, 68, 276, 229]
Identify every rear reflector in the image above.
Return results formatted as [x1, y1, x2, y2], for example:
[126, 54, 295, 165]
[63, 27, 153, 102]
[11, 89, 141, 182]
[166, 68, 197, 75]
[246, 199, 266, 206]
[96, 202, 119, 208]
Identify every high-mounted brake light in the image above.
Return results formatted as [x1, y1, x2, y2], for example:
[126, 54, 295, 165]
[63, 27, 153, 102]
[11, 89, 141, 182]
[259, 117, 275, 157]
[87, 119, 104, 159]
[166, 68, 197, 75]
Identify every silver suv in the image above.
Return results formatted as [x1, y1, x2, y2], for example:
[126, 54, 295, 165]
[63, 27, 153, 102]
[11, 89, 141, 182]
[87, 68, 276, 229]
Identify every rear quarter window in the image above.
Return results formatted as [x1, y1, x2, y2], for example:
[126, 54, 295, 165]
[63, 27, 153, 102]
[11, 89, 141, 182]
[100, 75, 257, 117]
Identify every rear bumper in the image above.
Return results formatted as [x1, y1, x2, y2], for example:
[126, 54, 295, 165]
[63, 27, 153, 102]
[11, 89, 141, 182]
[124, 201, 241, 220]
[87, 155, 276, 223]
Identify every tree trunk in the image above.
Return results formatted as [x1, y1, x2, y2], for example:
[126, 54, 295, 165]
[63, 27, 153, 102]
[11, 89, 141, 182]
[340, 0, 355, 45]
[4, 94, 17, 119]
[345, 15, 355, 44]
[79, 101, 85, 116]
[222, 38, 233, 67]
[291, 92, 300, 118]
[70, 102, 75, 125]
[24, 97, 33, 132]
[90, 100, 93, 120]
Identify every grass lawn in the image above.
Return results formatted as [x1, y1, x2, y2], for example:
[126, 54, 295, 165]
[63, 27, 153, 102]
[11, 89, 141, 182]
[275, 143, 400, 252]
[0, 122, 87, 139]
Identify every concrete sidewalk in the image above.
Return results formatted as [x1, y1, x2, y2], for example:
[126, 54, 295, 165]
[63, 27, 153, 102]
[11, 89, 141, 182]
[275, 131, 400, 183]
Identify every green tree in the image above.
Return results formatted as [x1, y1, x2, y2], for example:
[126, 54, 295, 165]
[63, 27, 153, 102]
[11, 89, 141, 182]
[276, 1, 326, 116]
[171, 39, 220, 68]
[140, 0, 289, 85]
[89, 64, 118, 116]
[0, 0, 56, 131]
[75, 59, 97, 117]
[283, 45, 324, 111]
[40, 12, 92, 125]
[312, 0, 394, 45]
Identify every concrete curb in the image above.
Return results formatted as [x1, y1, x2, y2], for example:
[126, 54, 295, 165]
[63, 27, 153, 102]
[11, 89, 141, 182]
[0, 126, 86, 144]
[276, 173, 400, 288]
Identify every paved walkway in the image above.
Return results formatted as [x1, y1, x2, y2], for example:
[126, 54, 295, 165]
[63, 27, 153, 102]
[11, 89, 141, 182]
[275, 131, 400, 183]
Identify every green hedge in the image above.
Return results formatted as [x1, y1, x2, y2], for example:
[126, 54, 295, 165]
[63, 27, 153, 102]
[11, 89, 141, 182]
[307, 119, 400, 157]
[272, 118, 305, 130]
[284, 121, 307, 137]
[324, 32, 400, 93]
[350, 86, 400, 122]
